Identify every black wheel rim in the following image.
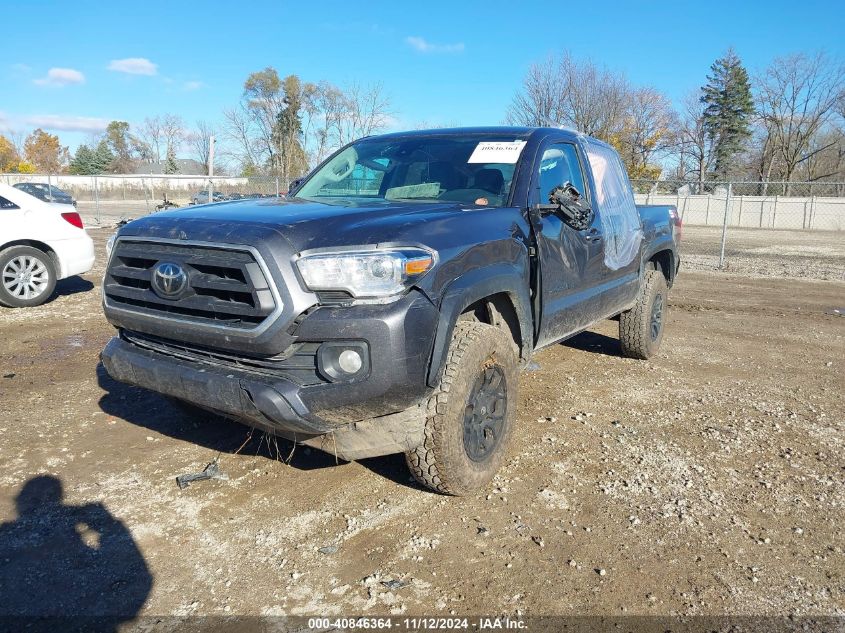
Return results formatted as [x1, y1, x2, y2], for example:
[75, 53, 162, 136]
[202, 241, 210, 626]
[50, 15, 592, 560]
[650, 292, 664, 341]
[463, 365, 507, 462]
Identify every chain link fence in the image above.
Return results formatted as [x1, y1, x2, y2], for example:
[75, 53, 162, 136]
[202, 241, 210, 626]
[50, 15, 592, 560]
[1, 173, 293, 225]
[632, 180, 845, 280]
[3, 173, 843, 280]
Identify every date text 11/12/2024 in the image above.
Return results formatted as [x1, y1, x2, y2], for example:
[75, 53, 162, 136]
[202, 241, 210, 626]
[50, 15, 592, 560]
[306, 616, 526, 630]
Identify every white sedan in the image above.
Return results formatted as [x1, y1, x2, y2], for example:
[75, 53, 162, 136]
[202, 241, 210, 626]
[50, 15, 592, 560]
[0, 183, 95, 308]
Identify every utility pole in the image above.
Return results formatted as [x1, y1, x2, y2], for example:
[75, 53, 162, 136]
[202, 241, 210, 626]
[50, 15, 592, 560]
[207, 135, 215, 204]
[718, 183, 732, 268]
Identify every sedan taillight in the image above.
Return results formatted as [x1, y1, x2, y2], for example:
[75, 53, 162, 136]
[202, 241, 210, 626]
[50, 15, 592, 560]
[61, 212, 84, 229]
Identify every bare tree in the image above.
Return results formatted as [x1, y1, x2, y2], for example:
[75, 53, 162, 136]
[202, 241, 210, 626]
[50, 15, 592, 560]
[673, 92, 713, 189]
[138, 114, 184, 166]
[505, 55, 562, 126]
[139, 116, 164, 163]
[161, 114, 185, 159]
[558, 53, 630, 139]
[222, 105, 261, 173]
[346, 82, 392, 139]
[221, 68, 394, 174]
[748, 119, 778, 192]
[506, 52, 630, 139]
[189, 120, 216, 175]
[316, 83, 349, 155]
[756, 53, 845, 189]
[300, 81, 392, 165]
[301, 81, 344, 164]
[801, 127, 845, 182]
[6, 130, 27, 160]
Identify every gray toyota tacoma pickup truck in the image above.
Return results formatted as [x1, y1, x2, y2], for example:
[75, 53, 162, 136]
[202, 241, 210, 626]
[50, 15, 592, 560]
[101, 127, 681, 495]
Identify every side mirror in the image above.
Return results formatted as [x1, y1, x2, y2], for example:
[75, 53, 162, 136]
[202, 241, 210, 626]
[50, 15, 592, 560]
[559, 181, 583, 203]
[533, 182, 594, 230]
[287, 177, 305, 197]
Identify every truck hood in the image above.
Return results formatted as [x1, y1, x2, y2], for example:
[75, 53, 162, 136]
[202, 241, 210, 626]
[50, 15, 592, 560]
[118, 196, 480, 252]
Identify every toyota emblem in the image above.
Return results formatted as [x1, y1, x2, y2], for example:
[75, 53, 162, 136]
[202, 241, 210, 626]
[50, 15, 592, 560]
[152, 262, 188, 298]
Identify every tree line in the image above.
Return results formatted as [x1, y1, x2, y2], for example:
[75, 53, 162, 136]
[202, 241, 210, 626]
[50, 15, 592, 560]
[507, 49, 845, 190]
[0, 129, 69, 174]
[0, 118, 203, 176]
[220, 68, 392, 182]
[0, 67, 393, 180]
[2, 51, 842, 189]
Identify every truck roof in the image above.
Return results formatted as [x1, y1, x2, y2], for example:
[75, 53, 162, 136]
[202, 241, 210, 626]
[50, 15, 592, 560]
[369, 126, 582, 143]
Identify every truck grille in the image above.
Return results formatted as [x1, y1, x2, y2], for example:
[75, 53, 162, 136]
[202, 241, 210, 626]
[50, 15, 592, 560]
[104, 239, 279, 329]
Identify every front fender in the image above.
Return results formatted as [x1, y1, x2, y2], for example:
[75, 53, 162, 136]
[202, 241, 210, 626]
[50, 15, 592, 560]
[426, 260, 533, 387]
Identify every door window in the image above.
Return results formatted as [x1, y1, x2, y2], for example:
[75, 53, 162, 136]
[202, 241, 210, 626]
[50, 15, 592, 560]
[537, 143, 586, 202]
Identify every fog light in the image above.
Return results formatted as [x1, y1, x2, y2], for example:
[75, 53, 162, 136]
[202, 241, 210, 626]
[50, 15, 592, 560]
[338, 349, 363, 374]
[317, 341, 369, 382]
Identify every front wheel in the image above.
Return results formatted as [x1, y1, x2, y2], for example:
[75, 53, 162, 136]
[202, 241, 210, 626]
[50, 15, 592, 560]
[619, 269, 668, 359]
[0, 246, 57, 308]
[405, 321, 519, 495]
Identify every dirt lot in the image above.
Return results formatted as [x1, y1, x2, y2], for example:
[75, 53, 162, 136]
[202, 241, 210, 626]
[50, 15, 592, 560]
[681, 226, 845, 281]
[0, 228, 843, 625]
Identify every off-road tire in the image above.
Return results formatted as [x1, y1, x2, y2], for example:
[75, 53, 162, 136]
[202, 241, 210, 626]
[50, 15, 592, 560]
[619, 269, 668, 359]
[0, 246, 57, 308]
[405, 321, 518, 495]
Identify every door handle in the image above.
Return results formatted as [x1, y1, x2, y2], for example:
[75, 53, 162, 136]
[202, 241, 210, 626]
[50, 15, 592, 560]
[585, 228, 602, 242]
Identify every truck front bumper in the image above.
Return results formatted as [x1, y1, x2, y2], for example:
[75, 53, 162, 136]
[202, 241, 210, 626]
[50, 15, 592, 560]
[100, 290, 439, 459]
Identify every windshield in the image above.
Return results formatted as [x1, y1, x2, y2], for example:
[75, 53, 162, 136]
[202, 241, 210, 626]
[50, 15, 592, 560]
[296, 135, 527, 207]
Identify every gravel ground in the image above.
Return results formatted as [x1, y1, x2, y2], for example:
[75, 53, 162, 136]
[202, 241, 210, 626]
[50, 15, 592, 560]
[0, 228, 843, 625]
[681, 226, 845, 281]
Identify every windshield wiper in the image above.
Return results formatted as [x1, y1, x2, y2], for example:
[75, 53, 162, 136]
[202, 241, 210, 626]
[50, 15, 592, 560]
[387, 197, 443, 202]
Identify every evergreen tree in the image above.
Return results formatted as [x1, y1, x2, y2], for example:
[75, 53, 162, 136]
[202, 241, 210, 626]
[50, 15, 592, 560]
[164, 145, 179, 174]
[700, 49, 755, 180]
[92, 140, 115, 174]
[68, 145, 95, 175]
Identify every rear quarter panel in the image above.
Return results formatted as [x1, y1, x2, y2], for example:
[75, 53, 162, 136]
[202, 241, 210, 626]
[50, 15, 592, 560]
[637, 204, 678, 282]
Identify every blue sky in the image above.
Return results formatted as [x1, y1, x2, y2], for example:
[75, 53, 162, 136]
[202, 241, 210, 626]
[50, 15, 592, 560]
[3, 0, 844, 153]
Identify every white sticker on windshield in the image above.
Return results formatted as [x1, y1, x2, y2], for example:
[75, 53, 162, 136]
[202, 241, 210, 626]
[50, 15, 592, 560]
[468, 140, 527, 164]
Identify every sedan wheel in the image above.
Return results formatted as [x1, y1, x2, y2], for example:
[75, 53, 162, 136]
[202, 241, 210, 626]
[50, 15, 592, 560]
[3, 255, 50, 300]
[0, 246, 57, 308]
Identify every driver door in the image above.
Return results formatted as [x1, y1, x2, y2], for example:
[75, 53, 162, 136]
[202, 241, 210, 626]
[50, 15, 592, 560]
[530, 142, 607, 348]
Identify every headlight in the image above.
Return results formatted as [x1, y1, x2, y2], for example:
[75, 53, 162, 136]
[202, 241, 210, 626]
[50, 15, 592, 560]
[105, 234, 117, 258]
[296, 247, 435, 300]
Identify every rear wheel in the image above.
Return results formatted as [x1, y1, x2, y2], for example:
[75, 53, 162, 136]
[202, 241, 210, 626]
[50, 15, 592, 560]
[0, 246, 57, 308]
[619, 269, 668, 359]
[405, 321, 518, 495]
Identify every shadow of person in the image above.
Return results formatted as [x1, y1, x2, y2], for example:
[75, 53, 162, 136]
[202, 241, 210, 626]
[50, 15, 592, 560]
[0, 475, 152, 632]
